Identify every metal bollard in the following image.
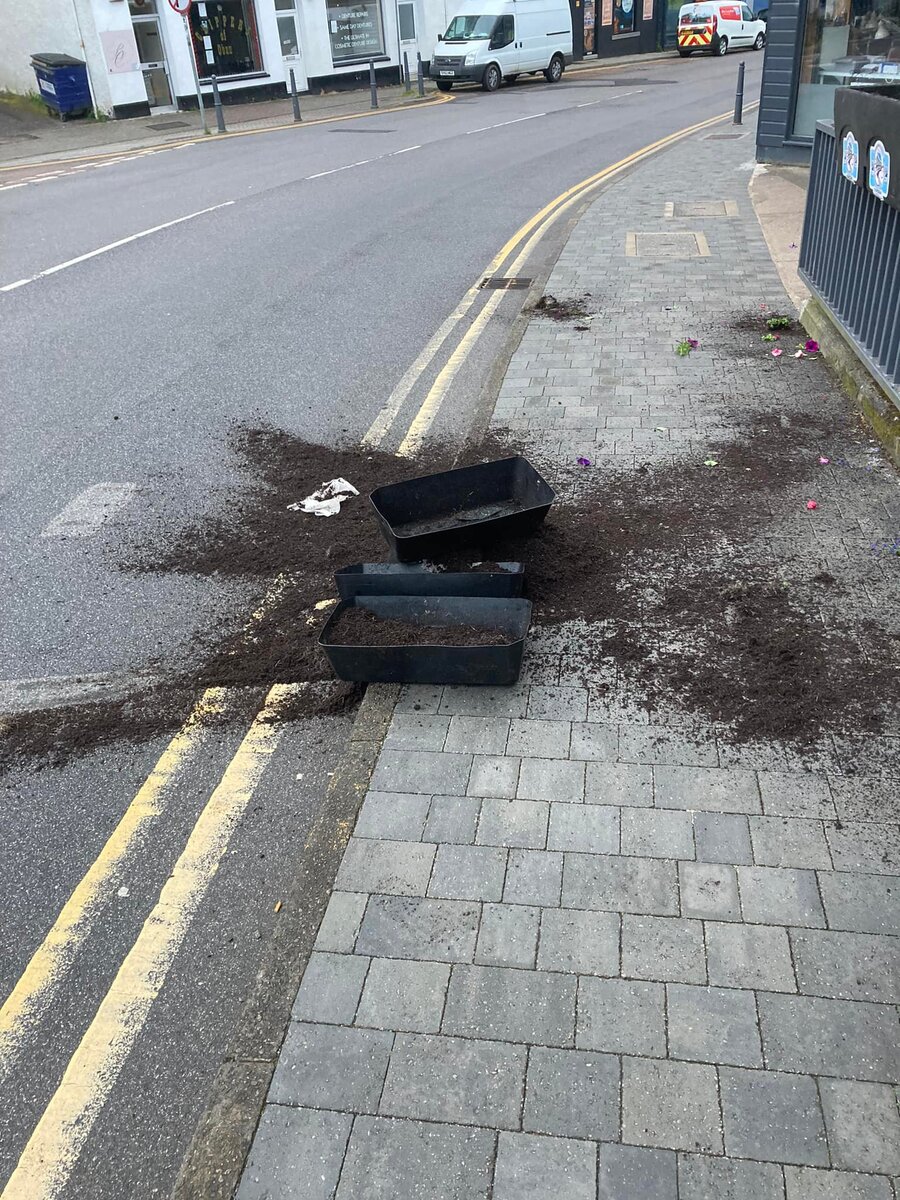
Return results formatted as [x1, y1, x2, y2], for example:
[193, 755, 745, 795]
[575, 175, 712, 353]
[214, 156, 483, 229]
[369, 59, 378, 108]
[733, 60, 745, 125]
[403, 50, 411, 92]
[416, 51, 425, 97]
[210, 74, 227, 133]
[289, 67, 302, 121]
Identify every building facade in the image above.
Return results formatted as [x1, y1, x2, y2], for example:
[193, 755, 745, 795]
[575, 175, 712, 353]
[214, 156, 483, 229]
[757, 0, 900, 162]
[568, 0, 659, 60]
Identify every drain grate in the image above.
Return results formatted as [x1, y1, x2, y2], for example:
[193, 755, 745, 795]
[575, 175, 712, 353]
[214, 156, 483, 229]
[481, 276, 533, 290]
[146, 121, 191, 130]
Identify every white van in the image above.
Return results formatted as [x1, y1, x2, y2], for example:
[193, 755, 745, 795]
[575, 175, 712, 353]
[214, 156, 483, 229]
[431, 0, 573, 92]
[677, 1, 766, 56]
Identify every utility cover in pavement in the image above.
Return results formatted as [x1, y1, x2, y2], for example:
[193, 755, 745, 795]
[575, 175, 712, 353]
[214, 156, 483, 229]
[481, 277, 533, 289]
[666, 200, 738, 217]
[625, 232, 711, 258]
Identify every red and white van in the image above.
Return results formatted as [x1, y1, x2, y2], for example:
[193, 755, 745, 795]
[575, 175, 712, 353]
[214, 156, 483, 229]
[677, 1, 766, 56]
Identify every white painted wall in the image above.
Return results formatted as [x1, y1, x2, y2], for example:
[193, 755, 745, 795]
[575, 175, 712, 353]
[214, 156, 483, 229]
[0, 0, 83, 95]
[83, 0, 147, 113]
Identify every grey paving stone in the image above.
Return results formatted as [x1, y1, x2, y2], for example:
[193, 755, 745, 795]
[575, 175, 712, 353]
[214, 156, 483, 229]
[476, 798, 549, 849]
[356, 895, 480, 963]
[518, 757, 586, 804]
[819, 1078, 900, 1175]
[706, 922, 797, 992]
[790, 928, 900, 1002]
[269, 1022, 393, 1113]
[438, 685, 529, 718]
[524, 1047, 619, 1139]
[758, 992, 900, 1082]
[585, 762, 654, 807]
[623, 808, 694, 859]
[442, 963, 577, 1046]
[493, 1132, 596, 1200]
[355, 958, 450, 1034]
[384, 713, 452, 752]
[443, 715, 510, 756]
[527, 685, 589, 721]
[622, 1057, 722, 1153]
[577, 977, 666, 1056]
[468, 754, 521, 798]
[694, 812, 753, 865]
[548, 803, 619, 853]
[597, 1144, 678, 1200]
[569, 722, 618, 761]
[619, 725, 719, 767]
[379, 1033, 526, 1128]
[237, 1106, 352, 1200]
[758, 771, 836, 818]
[315, 891, 368, 953]
[826, 821, 900, 875]
[654, 766, 760, 814]
[622, 915, 707, 983]
[507, 719, 571, 759]
[829, 776, 900, 824]
[504, 849, 563, 906]
[355, 792, 432, 842]
[428, 844, 507, 902]
[336, 838, 436, 898]
[537, 907, 619, 976]
[817, 872, 900, 936]
[396, 685, 443, 713]
[738, 866, 826, 927]
[680, 861, 740, 920]
[667, 982, 762, 1067]
[292, 951, 370, 1025]
[424, 795, 481, 845]
[563, 853, 679, 915]
[335, 1116, 494, 1200]
[677, 1154, 785, 1200]
[371, 750, 471, 796]
[476, 902, 540, 968]
[784, 1167, 893, 1200]
[720, 1067, 828, 1166]
[749, 817, 833, 869]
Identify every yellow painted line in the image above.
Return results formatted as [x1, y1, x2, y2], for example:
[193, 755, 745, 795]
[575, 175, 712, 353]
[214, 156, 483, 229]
[394, 103, 745, 453]
[0, 687, 227, 1082]
[1, 684, 293, 1200]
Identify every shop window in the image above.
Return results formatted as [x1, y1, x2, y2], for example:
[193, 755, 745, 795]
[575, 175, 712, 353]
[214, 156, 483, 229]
[189, 0, 263, 78]
[613, 0, 637, 34]
[794, 0, 900, 139]
[398, 1, 416, 41]
[326, 0, 386, 63]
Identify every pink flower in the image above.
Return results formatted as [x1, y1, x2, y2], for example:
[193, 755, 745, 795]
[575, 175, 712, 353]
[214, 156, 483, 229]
[771, 348, 783, 358]
[576, 456, 592, 467]
[806, 500, 818, 511]
[804, 339, 820, 353]
[818, 456, 830, 465]
[687, 337, 699, 349]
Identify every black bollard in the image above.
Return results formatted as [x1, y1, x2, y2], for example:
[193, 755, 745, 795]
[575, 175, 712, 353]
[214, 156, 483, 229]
[733, 60, 745, 125]
[416, 51, 425, 97]
[369, 59, 378, 108]
[210, 74, 226, 133]
[289, 67, 302, 121]
[403, 50, 411, 92]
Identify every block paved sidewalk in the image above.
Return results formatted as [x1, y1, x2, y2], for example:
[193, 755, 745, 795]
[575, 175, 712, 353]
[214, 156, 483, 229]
[236, 119, 900, 1199]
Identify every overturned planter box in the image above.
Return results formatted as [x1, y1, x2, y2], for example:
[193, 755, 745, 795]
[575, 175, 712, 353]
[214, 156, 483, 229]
[370, 456, 555, 563]
[335, 561, 525, 600]
[319, 595, 532, 685]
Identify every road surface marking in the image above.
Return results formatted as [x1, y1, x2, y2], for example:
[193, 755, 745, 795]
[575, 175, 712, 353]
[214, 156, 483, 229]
[466, 112, 545, 134]
[0, 685, 293, 1200]
[393, 102, 757, 452]
[390, 145, 420, 155]
[40, 482, 138, 538]
[307, 159, 373, 178]
[0, 201, 234, 292]
[0, 689, 227, 1083]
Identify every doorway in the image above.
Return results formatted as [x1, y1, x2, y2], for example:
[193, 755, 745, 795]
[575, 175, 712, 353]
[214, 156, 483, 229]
[130, 1, 175, 111]
[275, 0, 309, 92]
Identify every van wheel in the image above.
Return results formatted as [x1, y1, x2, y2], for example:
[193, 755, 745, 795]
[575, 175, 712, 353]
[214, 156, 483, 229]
[482, 62, 502, 90]
[435, 80, 453, 91]
[544, 54, 564, 82]
[753, 31, 766, 47]
[715, 34, 728, 54]
[678, 47, 693, 55]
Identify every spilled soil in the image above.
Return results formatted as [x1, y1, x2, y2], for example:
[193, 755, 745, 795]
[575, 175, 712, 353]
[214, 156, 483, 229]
[326, 607, 513, 647]
[531, 293, 593, 321]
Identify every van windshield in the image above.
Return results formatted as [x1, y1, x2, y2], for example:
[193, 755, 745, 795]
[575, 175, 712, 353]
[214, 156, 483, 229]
[443, 14, 496, 40]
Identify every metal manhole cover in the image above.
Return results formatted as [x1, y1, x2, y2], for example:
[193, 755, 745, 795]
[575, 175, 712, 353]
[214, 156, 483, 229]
[704, 132, 748, 140]
[625, 231, 711, 259]
[480, 277, 533, 289]
[146, 121, 191, 130]
[665, 200, 738, 217]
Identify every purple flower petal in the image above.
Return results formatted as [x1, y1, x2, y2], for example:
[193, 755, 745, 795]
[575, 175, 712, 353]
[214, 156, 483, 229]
[804, 339, 820, 353]
[577, 456, 592, 467]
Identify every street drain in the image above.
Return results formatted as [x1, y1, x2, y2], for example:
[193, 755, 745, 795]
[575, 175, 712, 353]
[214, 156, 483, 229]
[480, 276, 533, 290]
[146, 121, 191, 130]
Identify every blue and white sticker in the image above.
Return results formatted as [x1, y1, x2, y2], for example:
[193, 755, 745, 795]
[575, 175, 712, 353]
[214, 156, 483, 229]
[868, 139, 890, 201]
[841, 130, 859, 183]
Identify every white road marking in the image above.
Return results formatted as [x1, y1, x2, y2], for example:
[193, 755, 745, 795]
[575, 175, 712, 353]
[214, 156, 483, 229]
[0, 183, 28, 193]
[0, 201, 234, 292]
[40, 483, 138, 538]
[577, 90, 639, 106]
[390, 145, 420, 155]
[307, 159, 373, 178]
[466, 112, 545, 134]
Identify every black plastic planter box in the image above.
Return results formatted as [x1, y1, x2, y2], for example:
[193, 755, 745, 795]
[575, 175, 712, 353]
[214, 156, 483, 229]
[319, 595, 533, 685]
[335, 561, 525, 599]
[370, 456, 555, 562]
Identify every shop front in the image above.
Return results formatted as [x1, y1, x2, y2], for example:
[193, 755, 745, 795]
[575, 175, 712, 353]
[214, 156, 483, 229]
[569, 0, 659, 57]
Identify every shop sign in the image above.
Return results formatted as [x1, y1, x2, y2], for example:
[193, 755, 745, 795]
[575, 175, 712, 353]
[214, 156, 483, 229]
[868, 139, 890, 201]
[328, 0, 385, 60]
[601, 0, 613, 24]
[841, 130, 859, 183]
[643, 0, 653, 18]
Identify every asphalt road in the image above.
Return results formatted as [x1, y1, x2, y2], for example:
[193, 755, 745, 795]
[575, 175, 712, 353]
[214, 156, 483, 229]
[0, 51, 763, 1200]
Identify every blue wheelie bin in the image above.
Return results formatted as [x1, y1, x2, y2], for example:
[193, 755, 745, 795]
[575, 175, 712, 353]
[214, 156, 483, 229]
[31, 54, 91, 121]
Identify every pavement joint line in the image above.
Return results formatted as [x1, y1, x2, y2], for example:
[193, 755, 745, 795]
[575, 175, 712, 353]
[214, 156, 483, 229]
[0, 687, 229, 1083]
[0, 683, 296, 1200]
